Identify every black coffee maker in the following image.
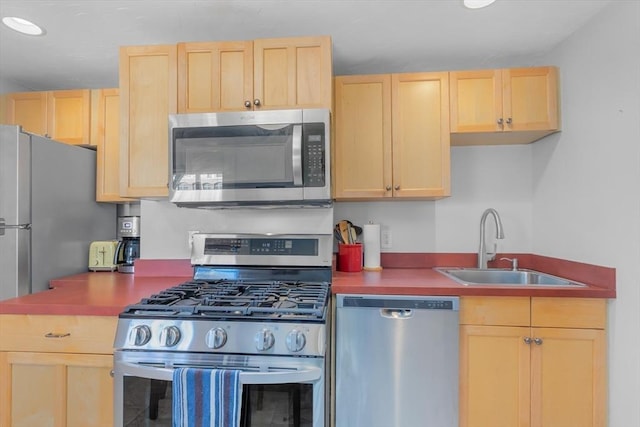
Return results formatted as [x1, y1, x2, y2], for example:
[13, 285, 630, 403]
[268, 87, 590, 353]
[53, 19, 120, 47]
[114, 216, 140, 274]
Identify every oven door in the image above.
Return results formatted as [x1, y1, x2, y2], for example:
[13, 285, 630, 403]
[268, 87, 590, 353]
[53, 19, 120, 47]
[114, 351, 326, 427]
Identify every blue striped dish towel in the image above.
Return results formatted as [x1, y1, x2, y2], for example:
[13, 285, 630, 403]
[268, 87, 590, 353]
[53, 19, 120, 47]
[173, 368, 243, 427]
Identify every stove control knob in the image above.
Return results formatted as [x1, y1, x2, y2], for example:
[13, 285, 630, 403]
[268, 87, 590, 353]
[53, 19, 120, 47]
[205, 327, 227, 349]
[255, 329, 275, 351]
[159, 326, 181, 347]
[286, 329, 307, 353]
[129, 325, 151, 346]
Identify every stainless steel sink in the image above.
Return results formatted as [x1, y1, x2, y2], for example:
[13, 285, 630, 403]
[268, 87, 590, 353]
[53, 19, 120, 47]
[435, 267, 586, 287]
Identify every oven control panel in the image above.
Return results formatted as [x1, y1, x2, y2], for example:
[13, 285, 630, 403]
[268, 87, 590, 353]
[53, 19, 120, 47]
[115, 319, 327, 357]
[204, 237, 317, 256]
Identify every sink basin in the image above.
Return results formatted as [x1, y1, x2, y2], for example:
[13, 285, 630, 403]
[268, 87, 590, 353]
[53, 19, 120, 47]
[435, 268, 586, 287]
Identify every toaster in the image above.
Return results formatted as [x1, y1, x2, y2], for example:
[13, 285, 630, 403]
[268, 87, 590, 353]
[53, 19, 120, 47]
[88, 240, 119, 272]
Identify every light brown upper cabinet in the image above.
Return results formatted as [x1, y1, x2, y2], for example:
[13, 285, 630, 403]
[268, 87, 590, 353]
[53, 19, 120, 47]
[178, 41, 253, 112]
[450, 67, 560, 145]
[178, 36, 332, 113]
[4, 90, 92, 145]
[4, 92, 48, 136]
[91, 89, 131, 202]
[119, 45, 177, 198]
[333, 72, 450, 200]
[47, 89, 92, 145]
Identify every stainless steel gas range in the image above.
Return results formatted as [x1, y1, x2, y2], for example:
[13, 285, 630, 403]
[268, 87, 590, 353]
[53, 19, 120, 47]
[113, 233, 333, 427]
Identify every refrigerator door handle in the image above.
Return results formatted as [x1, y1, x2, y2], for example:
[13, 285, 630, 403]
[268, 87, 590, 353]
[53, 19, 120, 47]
[0, 218, 32, 236]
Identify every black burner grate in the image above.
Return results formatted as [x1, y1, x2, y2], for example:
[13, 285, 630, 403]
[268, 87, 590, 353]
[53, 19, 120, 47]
[122, 280, 330, 320]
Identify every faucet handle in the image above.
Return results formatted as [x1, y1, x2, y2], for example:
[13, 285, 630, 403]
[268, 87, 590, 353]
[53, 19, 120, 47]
[500, 257, 519, 270]
[486, 243, 498, 262]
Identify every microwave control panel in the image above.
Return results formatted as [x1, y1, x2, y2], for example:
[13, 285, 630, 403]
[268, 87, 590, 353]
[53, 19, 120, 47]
[303, 123, 325, 187]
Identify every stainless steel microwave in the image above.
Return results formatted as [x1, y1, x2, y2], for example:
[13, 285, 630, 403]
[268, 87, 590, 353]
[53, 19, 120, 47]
[169, 109, 330, 208]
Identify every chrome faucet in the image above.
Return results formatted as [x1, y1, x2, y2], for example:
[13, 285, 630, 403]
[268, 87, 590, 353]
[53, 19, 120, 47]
[478, 208, 504, 269]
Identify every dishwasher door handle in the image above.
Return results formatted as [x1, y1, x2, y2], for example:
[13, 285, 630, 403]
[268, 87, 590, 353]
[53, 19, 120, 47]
[380, 308, 413, 319]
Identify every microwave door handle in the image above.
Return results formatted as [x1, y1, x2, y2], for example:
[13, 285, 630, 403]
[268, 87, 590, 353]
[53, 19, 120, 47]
[292, 124, 303, 186]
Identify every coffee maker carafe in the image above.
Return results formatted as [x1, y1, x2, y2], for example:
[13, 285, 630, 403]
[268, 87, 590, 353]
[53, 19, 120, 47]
[114, 216, 140, 274]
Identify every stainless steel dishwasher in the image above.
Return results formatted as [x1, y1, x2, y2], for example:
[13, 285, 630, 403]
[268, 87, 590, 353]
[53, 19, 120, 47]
[335, 294, 459, 427]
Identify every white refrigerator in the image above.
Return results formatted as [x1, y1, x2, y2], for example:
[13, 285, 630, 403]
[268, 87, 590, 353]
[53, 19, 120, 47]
[0, 124, 117, 300]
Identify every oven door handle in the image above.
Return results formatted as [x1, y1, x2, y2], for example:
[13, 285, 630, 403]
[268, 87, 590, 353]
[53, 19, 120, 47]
[117, 362, 322, 384]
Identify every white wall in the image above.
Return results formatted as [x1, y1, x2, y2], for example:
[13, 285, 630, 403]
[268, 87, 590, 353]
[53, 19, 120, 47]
[140, 201, 335, 258]
[334, 144, 533, 253]
[535, 2, 640, 426]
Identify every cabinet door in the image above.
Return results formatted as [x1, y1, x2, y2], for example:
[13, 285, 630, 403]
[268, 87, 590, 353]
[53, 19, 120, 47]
[119, 45, 177, 198]
[450, 69, 502, 133]
[391, 72, 450, 198]
[4, 91, 48, 136]
[459, 325, 531, 427]
[46, 89, 91, 145]
[253, 36, 332, 110]
[333, 74, 392, 199]
[530, 327, 606, 427]
[92, 89, 131, 202]
[0, 351, 113, 427]
[504, 67, 559, 132]
[178, 41, 253, 113]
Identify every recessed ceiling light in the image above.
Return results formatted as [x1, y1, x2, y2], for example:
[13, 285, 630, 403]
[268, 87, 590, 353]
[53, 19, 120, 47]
[2, 17, 45, 36]
[464, 0, 497, 9]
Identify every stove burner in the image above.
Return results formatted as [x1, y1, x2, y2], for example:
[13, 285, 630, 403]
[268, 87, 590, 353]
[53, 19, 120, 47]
[122, 279, 330, 321]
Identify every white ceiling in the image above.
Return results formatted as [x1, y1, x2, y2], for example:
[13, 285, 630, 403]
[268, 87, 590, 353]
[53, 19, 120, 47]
[0, 0, 613, 92]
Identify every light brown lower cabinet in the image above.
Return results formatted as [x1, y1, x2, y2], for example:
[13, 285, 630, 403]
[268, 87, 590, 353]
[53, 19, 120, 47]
[459, 296, 606, 427]
[0, 315, 117, 427]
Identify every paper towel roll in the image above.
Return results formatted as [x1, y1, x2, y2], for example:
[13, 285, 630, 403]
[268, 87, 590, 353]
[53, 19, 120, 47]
[363, 223, 382, 271]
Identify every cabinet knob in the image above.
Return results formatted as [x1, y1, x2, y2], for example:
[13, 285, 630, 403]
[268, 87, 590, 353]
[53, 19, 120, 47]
[394, 185, 400, 191]
[244, 100, 252, 108]
[533, 337, 543, 345]
[497, 118, 504, 125]
[253, 99, 261, 107]
[506, 117, 513, 125]
[385, 186, 392, 191]
[523, 337, 532, 345]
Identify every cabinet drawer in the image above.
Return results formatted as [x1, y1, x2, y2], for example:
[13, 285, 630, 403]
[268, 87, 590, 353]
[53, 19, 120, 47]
[0, 315, 117, 354]
[460, 296, 530, 326]
[531, 298, 606, 329]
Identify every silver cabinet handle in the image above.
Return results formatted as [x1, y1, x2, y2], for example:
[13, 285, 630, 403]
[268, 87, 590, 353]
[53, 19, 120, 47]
[497, 118, 504, 125]
[385, 186, 392, 191]
[533, 337, 543, 345]
[292, 125, 303, 186]
[394, 185, 400, 191]
[244, 100, 252, 108]
[523, 337, 532, 345]
[506, 117, 513, 125]
[45, 332, 71, 338]
[254, 99, 261, 107]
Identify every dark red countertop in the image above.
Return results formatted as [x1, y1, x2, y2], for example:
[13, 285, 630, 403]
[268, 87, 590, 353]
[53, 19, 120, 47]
[0, 254, 615, 316]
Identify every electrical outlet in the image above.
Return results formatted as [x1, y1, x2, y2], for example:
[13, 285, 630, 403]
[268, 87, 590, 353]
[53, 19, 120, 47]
[381, 225, 392, 249]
